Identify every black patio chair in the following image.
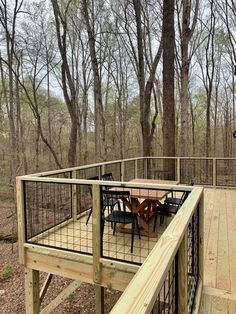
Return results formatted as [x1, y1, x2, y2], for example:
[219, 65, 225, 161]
[101, 172, 120, 213]
[153, 191, 189, 231]
[85, 176, 99, 225]
[164, 180, 194, 206]
[102, 190, 141, 253]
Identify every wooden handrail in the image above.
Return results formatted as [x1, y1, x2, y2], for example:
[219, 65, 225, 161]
[110, 187, 203, 314]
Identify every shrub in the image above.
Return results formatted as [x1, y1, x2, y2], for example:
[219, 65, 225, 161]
[0, 264, 14, 280]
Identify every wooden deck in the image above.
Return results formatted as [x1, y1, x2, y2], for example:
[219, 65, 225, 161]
[200, 188, 236, 313]
[33, 213, 172, 264]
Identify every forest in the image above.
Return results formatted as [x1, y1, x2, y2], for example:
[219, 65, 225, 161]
[0, 0, 235, 197]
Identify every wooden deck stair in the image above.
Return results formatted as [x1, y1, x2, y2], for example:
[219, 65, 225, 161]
[200, 188, 236, 313]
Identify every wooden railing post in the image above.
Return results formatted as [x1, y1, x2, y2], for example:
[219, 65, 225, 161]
[16, 178, 26, 265]
[72, 170, 77, 221]
[121, 161, 125, 181]
[178, 233, 188, 314]
[213, 158, 216, 187]
[134, 159, 138, 178]
[177, 158, 181, 183]
[92, 184, 104, 314]
[144, 157, 148, 179]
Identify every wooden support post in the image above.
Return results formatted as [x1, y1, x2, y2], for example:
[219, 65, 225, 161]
[178, 233, 188, 314]
[72, 170, 77, 221]
[144, 157, 148, 179]
[92, 184, 104, 314]
[121, 161, 125, 181]
[177, 158, 181, 183]
[101, 164, 105, 176]
[16, 178, 26, 265]
[95, 285, 104, 314]
[25, 268, 40, 314]
[213, 158, 217, 187]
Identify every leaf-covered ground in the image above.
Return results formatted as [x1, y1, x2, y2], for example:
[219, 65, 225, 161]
[0, 203, 121, 314]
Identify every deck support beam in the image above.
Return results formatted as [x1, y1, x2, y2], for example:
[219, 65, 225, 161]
[25, 268, 40, 314]
[39, 273, 53, 305]
[39, 279, 81, 314]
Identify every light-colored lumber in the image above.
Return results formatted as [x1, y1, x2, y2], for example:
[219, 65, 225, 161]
[39, 273, 53, 305]
[39, 280, 81, 314]
[16, 178, 26, 265]
[95, 285, 104, 314]
[178, 233, 188, 313]
[25, 268, 40, 314]
[110, 187, 203, 314]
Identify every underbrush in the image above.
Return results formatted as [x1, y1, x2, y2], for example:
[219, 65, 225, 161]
[0, 179, 14, 202]
[0, 263, 14, 280]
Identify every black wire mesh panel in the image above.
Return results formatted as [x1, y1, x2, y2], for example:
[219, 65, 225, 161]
[76, 166, 100, 179]
[187, 207, 199, 313]
[124, 160, 135, 181]
[103, 163, 121, 180]
[25, 181, 72, 240]
[24, 181, 93, 255]
[216, 159, 236, 186]
[147, 159, 176, 180]
[180, 159, 213, 185]
[151, 257, 177, 314]
[137, 159, 145, 178]
[101, 185, 163, 265]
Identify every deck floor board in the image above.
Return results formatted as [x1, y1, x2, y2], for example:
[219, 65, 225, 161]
[201, 188, 236, 313]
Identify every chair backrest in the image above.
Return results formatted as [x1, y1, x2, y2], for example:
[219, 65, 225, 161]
[102, 190, 130, 209]
[177, 191, 189, 209]
[101, 172, 114, 181]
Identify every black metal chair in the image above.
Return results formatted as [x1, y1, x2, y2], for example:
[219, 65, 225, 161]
[85, 176, 99, 225]
[164, 180, 194, 206]
[101, 172, 114, 181]
[154, 170, 173, 180]
[102, 190, 141, 253]
[153, 191, 189, 231]
[101, 172, 120, 213]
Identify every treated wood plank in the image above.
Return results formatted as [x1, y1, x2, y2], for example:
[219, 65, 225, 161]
[204, 189, 219, 288]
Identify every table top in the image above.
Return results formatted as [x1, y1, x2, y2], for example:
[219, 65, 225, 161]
[128, 178, 179, 200]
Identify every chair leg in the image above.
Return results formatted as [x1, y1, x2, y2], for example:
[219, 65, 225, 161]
[131, 222, 135, 253]
[136, 217, 141, 239]
[86, 208, 92, 225]
[113, 222, 116, 235]
[153, 215, 157, 232]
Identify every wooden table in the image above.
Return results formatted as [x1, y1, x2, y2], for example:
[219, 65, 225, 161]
[116, 178, 179, 237]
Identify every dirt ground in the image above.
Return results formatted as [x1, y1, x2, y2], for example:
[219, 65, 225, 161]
[0, 203, 121, 314]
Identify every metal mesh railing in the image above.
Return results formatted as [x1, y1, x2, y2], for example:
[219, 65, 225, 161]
[76, 166, 100, 179]
[123, 160, 135, 181]
[180, 159, 213, 185]
[216, 159, 236, 186]
[24, 181, 93, 255]
[104, 163, 121, 180]
[151, 257, 177, 314]
[187, 206, 199, 313]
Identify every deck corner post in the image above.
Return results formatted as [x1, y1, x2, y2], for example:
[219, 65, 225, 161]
[25, 267, 40, 314]
[16, 178, 26, 265]
[72, 170, 77, 221]
[92, 184, 104, 314]
[178, 232, 188, 314]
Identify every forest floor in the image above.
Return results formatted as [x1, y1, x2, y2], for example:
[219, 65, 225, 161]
[0, 202, 121, 314]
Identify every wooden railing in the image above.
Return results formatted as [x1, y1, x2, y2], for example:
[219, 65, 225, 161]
[16, 156, 234, 313]
[110, 186, 204, 313]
